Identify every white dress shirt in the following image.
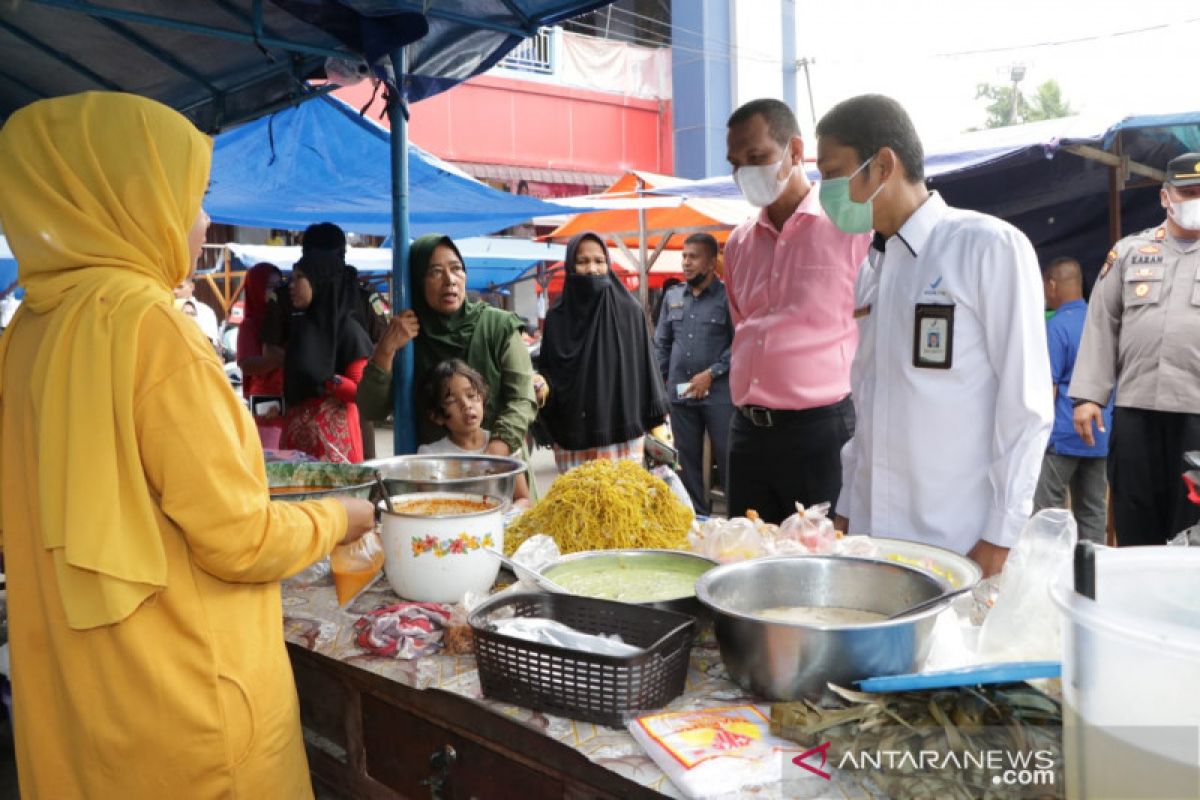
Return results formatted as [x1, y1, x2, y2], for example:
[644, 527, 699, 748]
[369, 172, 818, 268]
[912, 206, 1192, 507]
[836, 193, 1053, 554]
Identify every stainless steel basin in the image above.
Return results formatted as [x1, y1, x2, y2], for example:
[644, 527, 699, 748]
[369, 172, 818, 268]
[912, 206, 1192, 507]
[365, 454, 525, 507]
[695, 555, 949, 700]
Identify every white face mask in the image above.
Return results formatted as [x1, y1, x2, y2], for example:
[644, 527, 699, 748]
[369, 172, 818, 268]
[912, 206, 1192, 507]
[735, 157, 792, 207]
[1169, 195, 1200, 231]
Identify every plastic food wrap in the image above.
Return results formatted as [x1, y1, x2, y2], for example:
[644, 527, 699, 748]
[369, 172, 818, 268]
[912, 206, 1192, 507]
[629, 706, 799, 799]
[776, 502, 838, 553]
[688, 505, 844, 562]
[688, 512, 776, 563]
[487, 617, 643, 657]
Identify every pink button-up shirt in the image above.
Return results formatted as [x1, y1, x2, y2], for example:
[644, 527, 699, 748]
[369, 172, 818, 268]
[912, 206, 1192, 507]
[724, 186, 871, 410]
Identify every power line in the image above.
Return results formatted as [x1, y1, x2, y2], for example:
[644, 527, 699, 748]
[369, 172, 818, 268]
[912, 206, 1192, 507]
[931, 16, 1200, 58]
[564, 18, 782, 66]
[562, 11, 1200, 70]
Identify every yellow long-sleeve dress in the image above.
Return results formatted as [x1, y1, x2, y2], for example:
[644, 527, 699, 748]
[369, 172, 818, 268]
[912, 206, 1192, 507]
[1, 304, 346, 799]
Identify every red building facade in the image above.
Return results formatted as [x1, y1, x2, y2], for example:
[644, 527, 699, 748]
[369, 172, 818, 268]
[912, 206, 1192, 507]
[335, 30, 673, 198]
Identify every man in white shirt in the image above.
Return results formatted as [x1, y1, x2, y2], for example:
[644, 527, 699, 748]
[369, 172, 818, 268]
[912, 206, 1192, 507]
[815, 94, 1053, 577]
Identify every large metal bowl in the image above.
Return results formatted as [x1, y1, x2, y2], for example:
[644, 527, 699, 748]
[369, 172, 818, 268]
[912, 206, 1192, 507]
[696, 555, 949, 700]
[865, 537, 982, 590]
[540, 549, 718, 617]
[265, 462, 379, 502]
[365, 454, 525, 507]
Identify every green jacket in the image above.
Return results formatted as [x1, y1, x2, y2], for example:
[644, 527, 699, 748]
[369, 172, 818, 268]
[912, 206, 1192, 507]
[357, 328, 536, 455]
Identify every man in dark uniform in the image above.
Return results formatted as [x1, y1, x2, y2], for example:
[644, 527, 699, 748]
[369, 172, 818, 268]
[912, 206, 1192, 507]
[653, 233, 734, 514]
[1070, 153, 1200, 545]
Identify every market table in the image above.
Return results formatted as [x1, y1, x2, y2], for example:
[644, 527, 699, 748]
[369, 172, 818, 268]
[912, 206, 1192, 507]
[282, 574, 805, 800]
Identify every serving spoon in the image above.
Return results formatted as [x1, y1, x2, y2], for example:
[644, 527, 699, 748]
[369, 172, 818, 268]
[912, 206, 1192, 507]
[485, 548, 569, 594]
[886, 584, 974, 620]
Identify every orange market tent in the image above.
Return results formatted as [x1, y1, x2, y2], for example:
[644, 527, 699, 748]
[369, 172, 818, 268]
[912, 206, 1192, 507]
[542, 170, 753, 311]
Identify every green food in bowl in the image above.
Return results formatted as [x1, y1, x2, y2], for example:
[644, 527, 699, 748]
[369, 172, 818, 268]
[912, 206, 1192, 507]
[265, 462, 378, 502]
[543, 551, 715, 603]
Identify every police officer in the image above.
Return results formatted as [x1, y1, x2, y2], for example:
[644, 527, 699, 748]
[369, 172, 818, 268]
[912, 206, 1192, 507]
[653, 233, 734, 514]
[1070, 153, 1200, 546]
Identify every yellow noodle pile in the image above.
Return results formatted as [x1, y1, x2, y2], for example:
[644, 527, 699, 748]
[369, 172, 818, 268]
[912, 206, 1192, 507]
[505, 459, 693, 555]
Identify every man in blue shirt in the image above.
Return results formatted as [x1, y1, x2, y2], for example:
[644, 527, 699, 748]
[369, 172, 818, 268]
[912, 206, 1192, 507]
[1034, 257, 1113, 542]
[654, 233, 735, 514]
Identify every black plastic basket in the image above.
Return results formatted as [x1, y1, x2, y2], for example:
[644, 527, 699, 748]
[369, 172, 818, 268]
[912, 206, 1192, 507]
[469, 591, 696, 727]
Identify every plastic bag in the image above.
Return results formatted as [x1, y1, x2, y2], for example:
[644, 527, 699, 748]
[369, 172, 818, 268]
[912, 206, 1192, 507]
[330, 530, 385, 606]
[650, 464, 694, 513]
[688, 515, 773, 563]
[977, 508, 1077, 661]
[290, 555, 332, 588]
[1168, 524, 1200, 547]
[629, 705, 798, 799]
[775, 502, 838, 554]
[488, 617, 642, 656]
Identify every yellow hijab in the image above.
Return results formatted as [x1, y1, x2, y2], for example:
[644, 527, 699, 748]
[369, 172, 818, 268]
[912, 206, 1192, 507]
[0, 92, 212, 629]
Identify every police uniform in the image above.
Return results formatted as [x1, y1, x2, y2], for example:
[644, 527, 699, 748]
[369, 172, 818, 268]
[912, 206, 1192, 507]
[1070, 215, 1200, 545]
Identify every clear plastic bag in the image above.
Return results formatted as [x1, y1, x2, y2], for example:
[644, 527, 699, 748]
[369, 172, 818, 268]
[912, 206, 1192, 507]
[289, 556, 332, 588]
[775, 502, 838, 554]
[688, 515, 773, 563]
[330, 530, 385, 606]
[977, 508, 1077, 661]
[649, 464, 694, 513]
[1168, 524, 1200, 547]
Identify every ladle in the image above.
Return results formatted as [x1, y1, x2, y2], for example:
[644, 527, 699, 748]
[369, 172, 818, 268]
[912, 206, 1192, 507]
[485, 548, 569, 593]
[886, 584, 973, 620]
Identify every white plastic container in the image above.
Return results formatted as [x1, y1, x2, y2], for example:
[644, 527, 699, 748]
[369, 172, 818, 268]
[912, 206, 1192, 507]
[1050, 546, 1200, 799]
[378, 492, 503, 603]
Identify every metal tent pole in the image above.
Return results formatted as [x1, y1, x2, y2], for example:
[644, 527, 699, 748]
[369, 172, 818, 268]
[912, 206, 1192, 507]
[389, 46, 416, 455]
[636, 176, 650, 321]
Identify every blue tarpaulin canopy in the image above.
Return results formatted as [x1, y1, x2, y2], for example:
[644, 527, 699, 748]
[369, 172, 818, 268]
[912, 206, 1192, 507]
[207, 95, 590, 239]
[649, 111, 1200, 284]
[0, 1, 613, 130]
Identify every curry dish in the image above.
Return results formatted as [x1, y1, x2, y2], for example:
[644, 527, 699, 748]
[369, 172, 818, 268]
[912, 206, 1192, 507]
[394, 498, 495, 516]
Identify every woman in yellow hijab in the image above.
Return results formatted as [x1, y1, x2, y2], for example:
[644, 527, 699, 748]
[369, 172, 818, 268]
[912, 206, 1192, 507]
[0, 92, 376, 799]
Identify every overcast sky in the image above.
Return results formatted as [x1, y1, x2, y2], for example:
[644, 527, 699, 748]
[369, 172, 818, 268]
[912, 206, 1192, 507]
[788, 0, 1199, 143]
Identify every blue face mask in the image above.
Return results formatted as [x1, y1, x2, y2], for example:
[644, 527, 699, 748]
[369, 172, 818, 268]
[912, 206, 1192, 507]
[818, 156, 882, 234]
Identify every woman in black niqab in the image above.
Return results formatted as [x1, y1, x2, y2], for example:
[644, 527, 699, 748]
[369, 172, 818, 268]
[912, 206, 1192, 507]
[279, 249, 373, 462]
[538, 232, 668, 473]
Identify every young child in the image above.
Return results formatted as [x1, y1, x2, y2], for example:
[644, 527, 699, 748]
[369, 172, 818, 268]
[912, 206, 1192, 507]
[419, 359, 530, 507]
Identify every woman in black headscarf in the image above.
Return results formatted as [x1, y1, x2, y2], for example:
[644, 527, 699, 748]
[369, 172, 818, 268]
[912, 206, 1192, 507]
[279, 249, 373, 462]
[539, 232, 669, 473]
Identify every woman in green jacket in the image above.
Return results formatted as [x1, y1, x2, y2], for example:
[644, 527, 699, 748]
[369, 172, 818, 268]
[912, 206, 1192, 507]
[357, 234, 537, 468]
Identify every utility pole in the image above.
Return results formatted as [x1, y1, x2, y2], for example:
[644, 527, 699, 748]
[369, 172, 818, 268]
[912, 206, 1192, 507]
[1008, 63, 1026, 125]
[796, 57, 817, 132]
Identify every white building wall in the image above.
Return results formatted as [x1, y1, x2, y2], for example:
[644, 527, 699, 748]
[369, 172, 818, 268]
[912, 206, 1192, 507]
[730, 0, 785, 108]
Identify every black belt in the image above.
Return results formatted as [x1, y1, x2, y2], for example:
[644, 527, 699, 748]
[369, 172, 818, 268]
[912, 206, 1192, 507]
[737, 405, 779, 427]
[737, 397, 851, 428]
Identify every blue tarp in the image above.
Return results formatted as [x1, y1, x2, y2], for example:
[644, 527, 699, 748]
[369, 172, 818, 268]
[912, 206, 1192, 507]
[648, 111, 1200, 288]
[206, 95, 591, 239]
[0, 1, 614, 131]
[0, 236, 18, 298]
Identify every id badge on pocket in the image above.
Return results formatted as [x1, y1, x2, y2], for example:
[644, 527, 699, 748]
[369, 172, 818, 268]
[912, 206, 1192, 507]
[913, 304, 954, 369]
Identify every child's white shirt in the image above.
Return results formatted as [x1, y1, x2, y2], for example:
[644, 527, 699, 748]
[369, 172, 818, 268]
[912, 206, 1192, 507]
[417, 430, 491, 456]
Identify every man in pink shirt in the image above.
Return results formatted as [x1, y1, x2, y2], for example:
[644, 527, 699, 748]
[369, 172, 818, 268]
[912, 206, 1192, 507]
[723, 99, 871, 523]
